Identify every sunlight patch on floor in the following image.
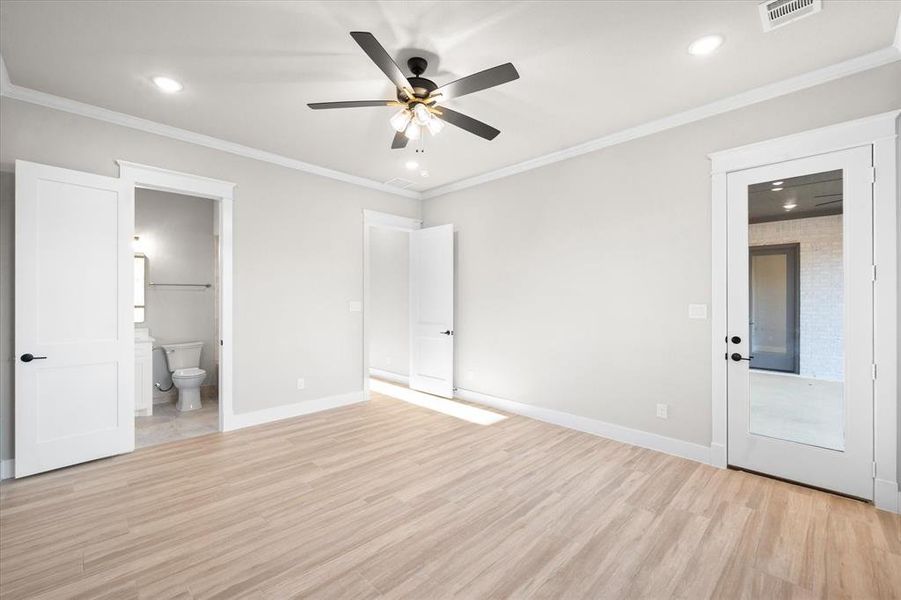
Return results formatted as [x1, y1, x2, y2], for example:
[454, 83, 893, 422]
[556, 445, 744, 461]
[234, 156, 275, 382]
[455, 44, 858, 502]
[369, 378, 507, 425]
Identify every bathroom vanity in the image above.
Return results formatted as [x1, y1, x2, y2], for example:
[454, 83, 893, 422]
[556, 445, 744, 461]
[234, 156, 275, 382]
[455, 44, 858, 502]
[135, 328, 155, 416]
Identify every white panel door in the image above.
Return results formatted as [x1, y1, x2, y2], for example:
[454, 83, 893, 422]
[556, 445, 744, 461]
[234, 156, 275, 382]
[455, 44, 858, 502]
[726, 146, 873, 499]
[15, 160, 133, 477]
[409, 224, 454, 398]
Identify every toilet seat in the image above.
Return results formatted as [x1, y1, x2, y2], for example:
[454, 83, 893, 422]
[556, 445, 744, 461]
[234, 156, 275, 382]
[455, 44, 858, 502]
[173, 367, 205, 379]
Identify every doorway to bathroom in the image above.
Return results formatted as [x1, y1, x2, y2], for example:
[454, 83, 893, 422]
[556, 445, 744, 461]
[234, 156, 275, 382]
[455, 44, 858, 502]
[120, 161, 235, 443]
[133, 188, 220, 448]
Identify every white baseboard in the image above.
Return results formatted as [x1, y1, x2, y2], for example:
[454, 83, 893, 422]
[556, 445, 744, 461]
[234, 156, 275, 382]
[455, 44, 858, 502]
[0, 459, 14, 480]
[454, 387, 714, 466]
[875, 478, 901, 514]
[222, 391, 366, 432]
[368, 368, 410, 385]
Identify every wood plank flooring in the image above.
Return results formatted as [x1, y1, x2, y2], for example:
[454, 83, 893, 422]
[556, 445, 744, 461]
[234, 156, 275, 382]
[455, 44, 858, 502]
[1, 392, 899, 599]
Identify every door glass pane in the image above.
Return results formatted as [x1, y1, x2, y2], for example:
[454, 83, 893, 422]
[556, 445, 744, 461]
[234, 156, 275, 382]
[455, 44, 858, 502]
[747, 169, 844, 451]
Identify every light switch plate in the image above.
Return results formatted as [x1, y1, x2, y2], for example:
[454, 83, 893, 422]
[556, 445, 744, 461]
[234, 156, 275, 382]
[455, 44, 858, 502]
[348, 301, 362, 312]
[688, 304, 708, 319]
[297, 378, 305, 390]
[656, 404, 668, 419]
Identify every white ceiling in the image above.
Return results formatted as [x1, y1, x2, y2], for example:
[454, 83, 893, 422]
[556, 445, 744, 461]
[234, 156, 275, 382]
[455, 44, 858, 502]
[1, 1, 899, 192]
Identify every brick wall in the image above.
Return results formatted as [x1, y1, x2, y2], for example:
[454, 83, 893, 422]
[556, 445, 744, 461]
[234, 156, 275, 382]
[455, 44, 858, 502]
[749, 215, 843, 380]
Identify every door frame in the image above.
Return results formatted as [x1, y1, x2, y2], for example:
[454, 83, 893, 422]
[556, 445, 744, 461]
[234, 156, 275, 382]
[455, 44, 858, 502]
[748, 243, 800, 374]
[118, 161, 236, 433]
[361, 209, 421, 397]
[709, 109, 900, 513]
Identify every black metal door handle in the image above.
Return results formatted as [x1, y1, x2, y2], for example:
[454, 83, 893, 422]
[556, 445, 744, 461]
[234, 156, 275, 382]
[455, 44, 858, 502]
[440, 330, 453, 336]
[20, 353, 47, 363]
[730, 353, 753, 362]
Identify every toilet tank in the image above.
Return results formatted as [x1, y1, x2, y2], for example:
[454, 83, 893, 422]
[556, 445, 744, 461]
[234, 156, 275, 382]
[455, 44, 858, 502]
[161, 341, 203, 372]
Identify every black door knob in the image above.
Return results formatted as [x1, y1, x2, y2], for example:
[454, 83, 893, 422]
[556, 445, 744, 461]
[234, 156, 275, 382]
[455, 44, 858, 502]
[20, 353, 47, 363]
[730, 353, 753, 362]
[440, 330, 453, 336]
[731, 336, 741, 344]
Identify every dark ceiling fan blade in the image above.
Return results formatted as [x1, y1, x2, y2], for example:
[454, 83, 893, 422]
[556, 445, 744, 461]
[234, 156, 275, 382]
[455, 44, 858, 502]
[307, 100, 395, 109]
[433, 63, 519, 100]
[815, 199, 843, 206]
[391, 131, 408, 149]
[436, 107, 500, 140]
[350, 32, 410, 92]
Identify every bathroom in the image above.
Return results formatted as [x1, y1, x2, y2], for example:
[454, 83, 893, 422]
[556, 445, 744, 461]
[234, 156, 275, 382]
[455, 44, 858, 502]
[134, 188, 220, 448]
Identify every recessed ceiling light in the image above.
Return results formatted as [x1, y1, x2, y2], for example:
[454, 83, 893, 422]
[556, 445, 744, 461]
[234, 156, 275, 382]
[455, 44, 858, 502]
[688, 34, 724, 56]
[152, 76, 183, 93]
[405, 160, 419, 170]
[784, 202, 797, 210]
[420, 170, 430, 178]
[771, 187, 783, 192]
[771, 181, 784, 186]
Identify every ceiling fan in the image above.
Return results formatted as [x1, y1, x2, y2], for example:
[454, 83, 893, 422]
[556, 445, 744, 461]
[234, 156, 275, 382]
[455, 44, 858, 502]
[308, 32, 519, 149]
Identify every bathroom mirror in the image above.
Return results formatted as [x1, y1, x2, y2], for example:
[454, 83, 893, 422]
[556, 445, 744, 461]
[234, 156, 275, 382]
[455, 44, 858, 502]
[134, 254, 147, 323]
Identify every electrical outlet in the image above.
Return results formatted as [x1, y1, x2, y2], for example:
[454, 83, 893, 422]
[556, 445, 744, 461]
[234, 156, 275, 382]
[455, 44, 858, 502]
[297, 378, 305, 390]
[656, 404, 668, 419]
[348, 301, 362, 312]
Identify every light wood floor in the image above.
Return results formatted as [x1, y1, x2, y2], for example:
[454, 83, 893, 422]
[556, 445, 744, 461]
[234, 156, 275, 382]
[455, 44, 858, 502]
[1, 393, 899, 599]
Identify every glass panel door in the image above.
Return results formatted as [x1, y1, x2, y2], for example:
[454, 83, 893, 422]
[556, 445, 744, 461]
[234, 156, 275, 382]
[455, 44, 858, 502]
[726, 147, 872, 500]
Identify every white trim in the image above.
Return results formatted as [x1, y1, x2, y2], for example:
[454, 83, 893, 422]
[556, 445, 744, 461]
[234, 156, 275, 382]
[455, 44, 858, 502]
[224, 391, 365, 431]
[0, 459, 13, 480]
[0, 80, 418, 201]
[369, 368, 410, 386]
[3, 45, 900, 202]
[875, 479, 900, 513]
[709, 110, 901, 173]
[362, 210, 420, 399]
[709, 111, 900, 513]
[362, 209, 421, 231]
[455, 387, 713, 465]
[118, 161, 236, 434]
[422, 46, 901, 199]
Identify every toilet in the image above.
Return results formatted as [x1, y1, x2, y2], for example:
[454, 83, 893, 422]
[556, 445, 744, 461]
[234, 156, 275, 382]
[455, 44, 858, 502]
[161, 341, 206, 412]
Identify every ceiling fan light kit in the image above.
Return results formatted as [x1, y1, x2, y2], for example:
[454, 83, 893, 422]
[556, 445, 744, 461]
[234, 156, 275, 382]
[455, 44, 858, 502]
[308, 31, 519, 150]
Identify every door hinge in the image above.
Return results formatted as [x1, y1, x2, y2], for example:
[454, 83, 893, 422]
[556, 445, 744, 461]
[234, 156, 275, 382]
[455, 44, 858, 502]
[866, 167, 876, 183]
[872, 462, 877, 478]
[872, 363, 877, 380]
[872, 265, 877, 282]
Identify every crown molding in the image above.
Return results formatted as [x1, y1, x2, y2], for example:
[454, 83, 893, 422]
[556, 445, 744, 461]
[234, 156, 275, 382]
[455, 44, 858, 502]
[0, 64, 419, 200]
[2, 37, 899, 203]
[421, 44, 901, 200]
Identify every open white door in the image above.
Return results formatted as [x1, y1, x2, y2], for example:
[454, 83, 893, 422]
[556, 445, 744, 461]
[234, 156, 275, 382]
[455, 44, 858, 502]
[15, 160, 133, 477]
[409, 224, 454, 398]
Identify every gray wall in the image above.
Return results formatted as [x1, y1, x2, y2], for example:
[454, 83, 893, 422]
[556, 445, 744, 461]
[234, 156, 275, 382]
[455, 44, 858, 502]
[136, 189, 217, 387]
[422, 61, 901, 450]
[0, 96, 420, 461]
[369, 226, 409, 377]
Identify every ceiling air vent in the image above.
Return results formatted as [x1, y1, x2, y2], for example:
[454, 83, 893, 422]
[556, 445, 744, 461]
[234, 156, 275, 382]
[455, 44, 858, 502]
[759, 0, 822, 32]
[383, 177, 414, 189]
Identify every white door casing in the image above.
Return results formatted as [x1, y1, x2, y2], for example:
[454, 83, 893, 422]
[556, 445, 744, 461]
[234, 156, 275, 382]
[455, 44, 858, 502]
[409, 224, 454, 398]
[726, 146, 873, 499]
[15, 160, 134, 477]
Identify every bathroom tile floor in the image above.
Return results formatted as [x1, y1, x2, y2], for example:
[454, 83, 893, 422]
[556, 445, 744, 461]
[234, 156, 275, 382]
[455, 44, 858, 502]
[135, 399, 219, 449]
